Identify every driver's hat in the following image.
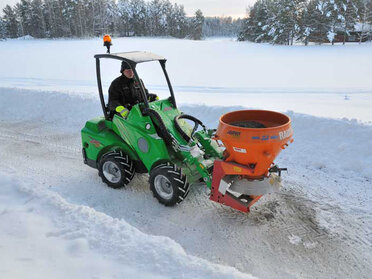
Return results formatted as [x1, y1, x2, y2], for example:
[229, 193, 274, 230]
[121, 61, 135, 73]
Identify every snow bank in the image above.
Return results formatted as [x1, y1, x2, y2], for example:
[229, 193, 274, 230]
[0, 171, 255, 279]
[15, 35, 34, 40]
[0, 87, 99, 132]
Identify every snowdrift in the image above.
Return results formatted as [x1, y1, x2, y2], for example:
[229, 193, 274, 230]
[0, 172, 255, 279]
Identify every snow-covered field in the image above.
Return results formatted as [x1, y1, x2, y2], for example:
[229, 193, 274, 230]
[1, 37, 371, 122]
[0, 37, 371, 278]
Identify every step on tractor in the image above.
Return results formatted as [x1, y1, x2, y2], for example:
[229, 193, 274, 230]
[81, 51, 294, 213]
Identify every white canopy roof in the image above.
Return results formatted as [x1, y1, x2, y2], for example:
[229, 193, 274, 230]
[95, 51, 166, 64]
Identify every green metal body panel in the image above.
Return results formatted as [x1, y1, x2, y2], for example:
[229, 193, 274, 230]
[81, 99, 223, 187]
[81, 117, 140, 164]
[111, 101, 172, 171]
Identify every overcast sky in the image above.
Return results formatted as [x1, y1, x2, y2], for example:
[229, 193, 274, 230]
[0, 0, 256, 18]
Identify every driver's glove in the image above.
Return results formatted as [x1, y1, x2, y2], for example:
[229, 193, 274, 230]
[148, 93, 159, 102]
[116, 106, 129, 118]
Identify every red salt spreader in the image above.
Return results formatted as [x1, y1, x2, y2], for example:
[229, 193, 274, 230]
[210, 110, 293, 213]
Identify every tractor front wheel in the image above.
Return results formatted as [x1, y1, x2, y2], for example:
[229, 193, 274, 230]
[149, 163, 190, 206]
[98, 151, 135, 189]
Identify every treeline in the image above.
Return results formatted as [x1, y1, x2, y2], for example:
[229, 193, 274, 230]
[0, 0, 241, 40]
[203, 17, 243, 37]
[0, 0, 208, 39]
[239, 0, 372, 45]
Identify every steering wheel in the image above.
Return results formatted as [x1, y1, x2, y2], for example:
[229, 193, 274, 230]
[174, 114, 206, 143]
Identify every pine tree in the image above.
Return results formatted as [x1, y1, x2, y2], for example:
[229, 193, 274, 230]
[257, 1, 270, 42]
[70, 0, 85, 37]
[65, 0, 77, 36]
[322, 0, 343, 44]
[128, 0, 148, 36]
[340, 0, 359, 44]
[160, 0, 173, 36]
[190, 9, 204, 40]
[176, 5, 189, 38]
[43, 0, 55, 37]
[298, 0, 314, 45]
[304, 0, 330, 44]
[238, 0, 271, 42]
[165, 3, 187, 38]
[366, 0, 372, 41]
[43, 0, 64, 37]
[0, 18, 6, 39]
[238, 0, 307, 44]
[29, 0, 46, 37]
[81, 0, 96, 37]
[268, 0, 306, 45]
[2, 5, 19, 38]
[357, 0, 372, 42]
[104, 0, 119, 35]
[15, 0, 34, 37]
[117, 0, 131, 36]
[146, 0, 169, 36]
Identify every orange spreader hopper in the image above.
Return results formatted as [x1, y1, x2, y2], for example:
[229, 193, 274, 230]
[210, 110, 293, 213]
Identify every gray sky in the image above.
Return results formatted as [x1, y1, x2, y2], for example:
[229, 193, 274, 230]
[0, 0, 256, 18]
[0, 0, 17, 13]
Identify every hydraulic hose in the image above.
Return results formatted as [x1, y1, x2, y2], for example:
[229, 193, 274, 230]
[143, 108, 174, 147]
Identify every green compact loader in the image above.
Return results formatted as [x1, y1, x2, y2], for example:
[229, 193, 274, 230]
[82, 51, 223, 206]
[81, 51, 293, 213]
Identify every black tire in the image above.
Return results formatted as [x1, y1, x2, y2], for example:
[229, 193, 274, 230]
[98, 150, 135, 189]
[149, 163, 190, 206]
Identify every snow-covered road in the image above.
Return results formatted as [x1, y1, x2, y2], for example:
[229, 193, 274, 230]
[1, 87, 371, 279]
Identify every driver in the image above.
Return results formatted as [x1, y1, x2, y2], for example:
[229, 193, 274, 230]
[108, 61, 158, 117]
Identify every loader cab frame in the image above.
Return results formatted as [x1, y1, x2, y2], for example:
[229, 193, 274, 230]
[94, 51, 177, 120]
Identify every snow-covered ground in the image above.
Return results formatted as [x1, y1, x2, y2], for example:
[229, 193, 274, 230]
[0, 37, 371, 278]
[1, 37, 371, 122]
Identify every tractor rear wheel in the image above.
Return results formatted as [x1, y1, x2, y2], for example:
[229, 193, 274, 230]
[149, 163, 190, 206]
[98, 151, 135, 189]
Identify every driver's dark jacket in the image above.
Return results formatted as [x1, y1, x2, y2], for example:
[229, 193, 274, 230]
[108, 75, 153, 111]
